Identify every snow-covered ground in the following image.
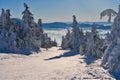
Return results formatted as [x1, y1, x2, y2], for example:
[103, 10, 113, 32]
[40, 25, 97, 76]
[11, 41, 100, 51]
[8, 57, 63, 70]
[0, 47, 115, 80]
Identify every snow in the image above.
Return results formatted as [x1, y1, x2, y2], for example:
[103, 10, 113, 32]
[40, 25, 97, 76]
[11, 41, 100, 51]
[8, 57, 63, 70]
[0, 47, 115, 80]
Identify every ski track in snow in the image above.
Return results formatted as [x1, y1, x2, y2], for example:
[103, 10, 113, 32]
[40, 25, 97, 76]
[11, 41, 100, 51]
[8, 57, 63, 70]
[0, 47, 115, 80]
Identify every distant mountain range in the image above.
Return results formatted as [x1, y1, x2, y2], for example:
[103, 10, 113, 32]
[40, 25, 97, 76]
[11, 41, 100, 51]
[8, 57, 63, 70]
[11, 18, 112, 30]
[43, 22, 68, 29]
[43, 22, 112, 30]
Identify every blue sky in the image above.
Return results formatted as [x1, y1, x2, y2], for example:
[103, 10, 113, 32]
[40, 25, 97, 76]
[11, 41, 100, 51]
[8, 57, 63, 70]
[0, 0, 120, 23]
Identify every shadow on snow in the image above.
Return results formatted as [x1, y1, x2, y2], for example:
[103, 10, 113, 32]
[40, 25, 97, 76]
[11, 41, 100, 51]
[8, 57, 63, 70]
[0, 49, 40, 56]
[81, 55, 98, 65]
[44, 51, 79, 61]
[109, 72, 120, 80]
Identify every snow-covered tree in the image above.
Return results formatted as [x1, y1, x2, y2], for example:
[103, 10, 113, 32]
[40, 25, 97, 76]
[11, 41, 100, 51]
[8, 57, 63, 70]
[22, 3, 33, 26]
[81, 23, 103, 57]
[21, 3, 38, 51]
[71, 15, 81, 53]
[0, 9, 6, 28]
[79, 27, 86, 54]
[101, 5, 120, 74]
[0, 3, 56, 54]
[102, 32, 112, 53]
[61, 29, 71, 49]
[37, 19, 43, 34]
[100, 9, 117, 22]
[51, 38, 57, 47]
[61, 15, 84, 53]
[6, 9, 11, 25]
[41, 33, 51, 49]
